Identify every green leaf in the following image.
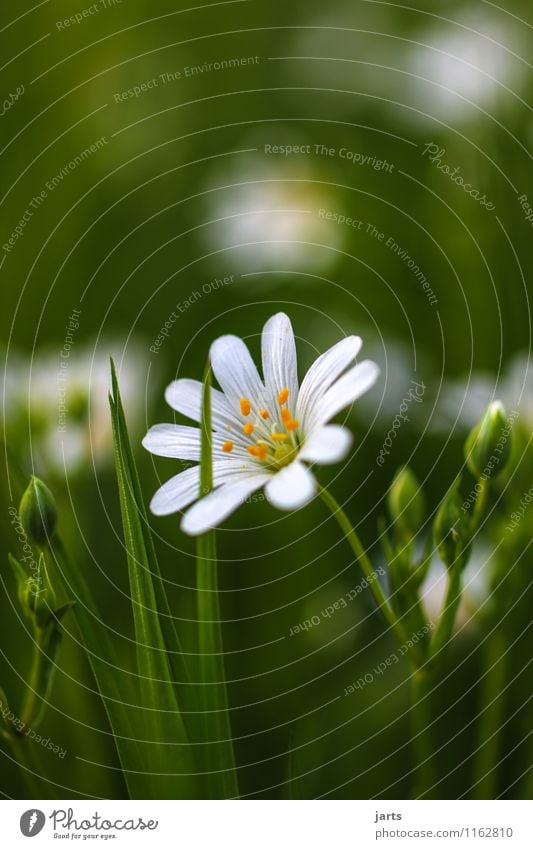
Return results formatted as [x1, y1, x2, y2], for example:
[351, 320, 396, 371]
[109, 362, 197, 798]
[52, 534, 145, 798]
[8, 483, 144, 796]
[109, 360, 190, 693]
[196, 361, 239, 798]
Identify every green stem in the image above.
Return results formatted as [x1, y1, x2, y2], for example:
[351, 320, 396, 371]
[196, 534, 239, 798]
[318, 484, 422, 666]
[473, 631, 506, 798]
[411, 668, 436, 797]
[8, 735, 46, 798]
[428, 566, 462, 664]
[196, 360, 239, 798]
[319, 484, 437, 797]
[19, 628, 46, 730]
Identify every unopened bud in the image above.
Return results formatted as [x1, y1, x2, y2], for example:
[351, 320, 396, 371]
[464, 401, 511, 479]
[388, 466, 426, 542]
[433, 480, 471, 571]
[19, 476, 58, 547]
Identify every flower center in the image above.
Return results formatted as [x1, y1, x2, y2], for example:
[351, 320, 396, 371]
[222, 387, 300, 468]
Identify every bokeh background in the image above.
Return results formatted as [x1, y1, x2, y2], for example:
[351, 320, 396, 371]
[0, 0, 531, 799]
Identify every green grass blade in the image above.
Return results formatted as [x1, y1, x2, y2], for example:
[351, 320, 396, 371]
[52, 535, 144, 798]
[110, 359, 190, 692]
[196, 361, 239, 798]
[109, 372, 197, 798]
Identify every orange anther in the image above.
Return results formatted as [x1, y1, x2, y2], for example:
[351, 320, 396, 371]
[243, 422, 254, 435]
[277, 387, 289, 404]
[240, 398, 251, 416]
[247, 444, 267, 460]
[222, 440, 234, 452]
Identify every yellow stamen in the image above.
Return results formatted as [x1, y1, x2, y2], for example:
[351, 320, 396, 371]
[278, 387, 289, 404]
[240, 398, 251, 416]
[243, 422, 254, 435]
[259, 408, 269, 419]
[286, 419, 299, 431]
[222, 440, 234, 453]
[281, 407, 291, 423]
[272, 432, 289, 441]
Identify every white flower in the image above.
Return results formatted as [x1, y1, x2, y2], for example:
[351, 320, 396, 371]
[143, 313, 379, 535]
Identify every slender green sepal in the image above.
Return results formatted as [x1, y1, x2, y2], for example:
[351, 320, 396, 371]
[7, 553, 29, 613]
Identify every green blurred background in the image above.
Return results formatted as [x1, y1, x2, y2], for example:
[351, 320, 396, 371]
[1, 0, 531, 799]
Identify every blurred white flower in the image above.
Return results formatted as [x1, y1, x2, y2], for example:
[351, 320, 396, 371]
[406, 10, 527, 123]
[353, 338, 427, 427]
[421, 544, 493, 633]
[201, 147, 344, 275]
[3, 343, 147, 476]
[431, 351, 532, 434]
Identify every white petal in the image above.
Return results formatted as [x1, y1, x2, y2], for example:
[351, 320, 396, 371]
[149, 459, 255, 517]
[296, 336, 362, 424]
[306, 360, 380, 430]
[181, 474, 270, 535]
[143, 423, 252, 461]
[150, 466, 200, 516]
[210, 334, 265, 411]
[299, 425, 353, 465]
[261, 312, 298, 410]
[164, 379, 237, 432]
[142, 424, 202, 460]
[265, 461, 316, 510]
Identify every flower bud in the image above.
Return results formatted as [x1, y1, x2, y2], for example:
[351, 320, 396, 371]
[433, 480, 470, 571]
[19, 476, 58, 547]
[388, 466, 426, 542]
[8, 553, 57, 627]
[464, 401, 511, 480]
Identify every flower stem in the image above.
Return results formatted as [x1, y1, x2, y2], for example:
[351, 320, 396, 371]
[196, 360, 239, 799]
[428, 565, 462, 664]
[319, 484, 435, 794]
[8, 734, 47, 798]
[473, 630, 506, 798]
[19, 628, 46, 730]
[318, 484, 422, 667]
[196, 534, 239, 799]
[411, 668, 436, 797]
